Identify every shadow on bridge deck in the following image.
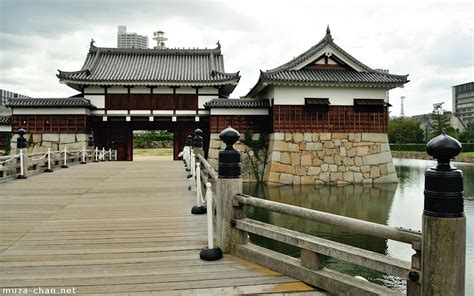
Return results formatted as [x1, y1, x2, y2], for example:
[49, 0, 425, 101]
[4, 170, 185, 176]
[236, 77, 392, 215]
[0, 159, 319, 295]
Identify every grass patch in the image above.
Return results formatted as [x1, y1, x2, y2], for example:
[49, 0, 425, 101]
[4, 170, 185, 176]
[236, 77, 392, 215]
[134, 148, 173, 157]
[461, 151, 474, 157]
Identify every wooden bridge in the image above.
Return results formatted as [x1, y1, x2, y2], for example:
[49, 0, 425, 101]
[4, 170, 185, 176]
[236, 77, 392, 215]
[0, 129, 467, 296]
[0, 157, 319, 295]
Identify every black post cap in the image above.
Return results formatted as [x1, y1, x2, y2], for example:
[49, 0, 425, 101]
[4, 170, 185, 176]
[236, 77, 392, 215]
[185, 135, 193, 146]
[218, 126, 241, 178]
[88, 136, 94, 147]
[424, 133, 464, 218]
[193, 128, 203, 148]
[17, 128, 27, 149]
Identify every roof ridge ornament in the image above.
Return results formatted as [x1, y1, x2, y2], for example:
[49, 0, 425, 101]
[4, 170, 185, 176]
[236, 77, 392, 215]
[325, 25, 333, 42]
[216, 41, 221, 49]
[90, 38, 96, 48]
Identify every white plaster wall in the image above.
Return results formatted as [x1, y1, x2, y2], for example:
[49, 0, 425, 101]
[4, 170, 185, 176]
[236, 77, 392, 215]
[108, 86, 128, 94]
[273, 86, 388, 105]
[84, 86, 104, 94]
[175, 87, 196, 94]
[12, 108, 90, 115]
[84, 95, 105, 109]
[154, 87, 173, 94]
[198, 95, 218, 109]
[199, 87, 219, 94]
[130, 86, 151, 94]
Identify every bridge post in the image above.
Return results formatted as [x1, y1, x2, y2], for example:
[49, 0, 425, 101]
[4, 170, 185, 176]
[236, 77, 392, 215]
[193, 128, 204, 157]
[422, 133, 465, 296]
[16, 128, 28, 179]
[216, 126, 248, 253]
[185, 135, 193, 171]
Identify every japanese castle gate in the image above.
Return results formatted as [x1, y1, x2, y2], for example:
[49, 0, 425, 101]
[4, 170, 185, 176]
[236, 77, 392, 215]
[5, 28, 409, 185]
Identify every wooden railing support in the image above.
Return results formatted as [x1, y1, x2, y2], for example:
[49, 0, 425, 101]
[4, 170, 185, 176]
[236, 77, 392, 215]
[16, 128, 28, 179]
[421, 134, 465, 296]
[216, 126, 247, 253]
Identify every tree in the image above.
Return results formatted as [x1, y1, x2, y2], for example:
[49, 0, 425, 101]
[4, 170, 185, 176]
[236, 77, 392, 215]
[388, 118, 425, 144]
[430, 103, 452, 139]
[459, 121, 474, 143]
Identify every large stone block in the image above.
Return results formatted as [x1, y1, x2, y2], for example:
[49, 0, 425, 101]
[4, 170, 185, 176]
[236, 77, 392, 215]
[301, 176, 315, 184]
[293, 176, 301, 185]
[321, 163, 329, 172]
[269, 151, 281, 162]
[32, 134, 42, 143]
[320, 133, 331, 141]
[269, 162, 295, 174]
[210, 133, 220, 140]
[356, 146, 369, 156]
[370, 166, 381, 178]
[306, 142, 322, 151]
[362, 151, 393, 165]
[273, 140, 289, 151]
[293, 133, 304, 143]
[270, 133, 285, 141]
[354, 172, 363, 183]
[361, 133, 389, 143]
[76, 133, 90, 142]
[323, 156, 335, 164]
[330, 172, 342, 182]
[59, 134, 76, 144]
[208, 148, 219, 159]
[333, 133, 349, 139]
[268, 171, 281, 183]
[284, 133, 293, 141]
[301, 152, 312, 166]
[380, 143, 390, 152]
[329, 164, 337, 172]
[281, 152, 291, 164]
[288, 143, 299, 152]
[291, 153, 301, 166]
[303, 133, 312, 142]
[319, 172, 330, 182]
[312, 158, 323, 166]
[279, 173, 294, 184]
[210, 139, 222, 149]
[43, 133, 60, 142]
[307, 166, 321, 175]
[323, 141, 335, 149]
[295, 166, 306, 176]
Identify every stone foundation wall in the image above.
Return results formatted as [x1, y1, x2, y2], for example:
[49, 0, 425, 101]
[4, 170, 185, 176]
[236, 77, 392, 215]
[208, 133, 266, 183]
[9, 133, 91, 154]
[264, 132, 397, 185]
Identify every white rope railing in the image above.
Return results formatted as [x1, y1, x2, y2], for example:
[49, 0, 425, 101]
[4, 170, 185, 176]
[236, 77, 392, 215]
[1, 146, 117, 181]
[0, 154, 19, 165]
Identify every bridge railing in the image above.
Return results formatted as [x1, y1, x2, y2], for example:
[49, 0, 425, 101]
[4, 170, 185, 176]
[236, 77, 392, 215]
[203, 126, 465, 296]
[0, 146, 117, 182]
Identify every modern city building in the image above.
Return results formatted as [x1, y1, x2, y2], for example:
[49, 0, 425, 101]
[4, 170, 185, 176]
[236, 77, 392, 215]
[117, 26, 148, 49]
[0, 89, 29, 106]
[452, 81, 474, 125]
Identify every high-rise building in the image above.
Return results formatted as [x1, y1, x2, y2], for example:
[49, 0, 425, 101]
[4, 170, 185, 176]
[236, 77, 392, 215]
[117, 26, 148, 49]
[452, 82, 474, 124]
[0, 89, 29, 106]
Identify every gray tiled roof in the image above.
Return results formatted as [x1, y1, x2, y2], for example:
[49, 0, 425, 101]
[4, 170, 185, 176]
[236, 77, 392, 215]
[57, 44, 240, 95]
[204, 99, 270, 109]
[247, 27, 409, 97]
[0, 116, 10, 125]
[7, 98, 95, 108]
[261, 68, 407, 85]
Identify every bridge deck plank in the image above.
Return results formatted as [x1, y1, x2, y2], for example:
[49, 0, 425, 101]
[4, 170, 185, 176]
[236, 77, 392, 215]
[0, 158, 317, 295]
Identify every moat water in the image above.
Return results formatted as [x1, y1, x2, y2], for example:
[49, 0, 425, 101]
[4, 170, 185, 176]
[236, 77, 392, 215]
[243, 158, 474, 292]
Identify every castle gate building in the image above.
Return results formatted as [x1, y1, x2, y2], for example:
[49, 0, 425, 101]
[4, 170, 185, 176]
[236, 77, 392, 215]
[6, 28, 409, 184]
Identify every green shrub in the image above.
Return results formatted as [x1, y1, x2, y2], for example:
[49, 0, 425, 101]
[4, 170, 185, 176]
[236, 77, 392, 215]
[390, 143, 474, 152]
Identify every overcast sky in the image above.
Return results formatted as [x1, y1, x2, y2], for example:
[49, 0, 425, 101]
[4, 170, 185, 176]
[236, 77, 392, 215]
[0, 0, 472, 116]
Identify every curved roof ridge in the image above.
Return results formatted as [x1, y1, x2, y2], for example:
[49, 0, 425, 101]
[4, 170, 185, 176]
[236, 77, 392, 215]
[261, 29, 408, 79]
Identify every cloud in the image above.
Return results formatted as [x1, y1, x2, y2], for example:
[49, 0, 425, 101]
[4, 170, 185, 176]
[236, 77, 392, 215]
[0, 0, 472, 117]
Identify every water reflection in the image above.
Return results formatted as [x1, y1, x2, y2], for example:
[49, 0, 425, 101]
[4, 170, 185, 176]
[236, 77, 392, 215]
[243, 158, 474, 291]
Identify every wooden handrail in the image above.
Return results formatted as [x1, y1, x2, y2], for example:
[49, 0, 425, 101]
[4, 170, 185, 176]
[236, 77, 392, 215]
[234, 193, 421, 244]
